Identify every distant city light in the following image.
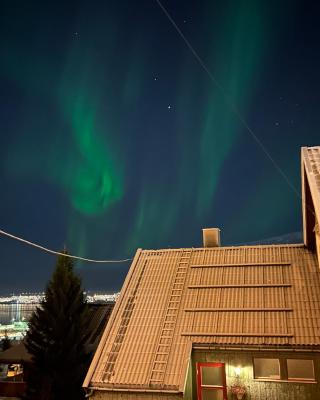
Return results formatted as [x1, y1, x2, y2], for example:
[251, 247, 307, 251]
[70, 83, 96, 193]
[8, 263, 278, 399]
[0, 292, 119, 339]
[0, 292, 120, 304]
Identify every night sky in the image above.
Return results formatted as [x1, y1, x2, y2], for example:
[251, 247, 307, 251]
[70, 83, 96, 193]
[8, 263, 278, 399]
[1, 0, 320, 294]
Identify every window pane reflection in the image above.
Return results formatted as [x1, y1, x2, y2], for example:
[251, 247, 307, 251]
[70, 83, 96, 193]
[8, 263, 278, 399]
[287, 359, 315, 380]
[201, 366, 223, 386]
[254, 358, 280, 379]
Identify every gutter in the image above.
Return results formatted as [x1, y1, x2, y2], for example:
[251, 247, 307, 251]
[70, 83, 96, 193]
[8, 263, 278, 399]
[88, 386, 181, 394]
[85, 389, 94, 398]
[193, 345, 320, 352]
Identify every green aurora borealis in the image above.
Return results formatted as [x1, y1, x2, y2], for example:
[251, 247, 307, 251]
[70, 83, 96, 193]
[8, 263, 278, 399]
[1, 0, 320, 291]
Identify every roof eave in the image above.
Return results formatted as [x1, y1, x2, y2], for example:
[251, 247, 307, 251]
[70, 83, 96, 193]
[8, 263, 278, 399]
[87, 385, 181, 394]
[301, 147, 320, 249]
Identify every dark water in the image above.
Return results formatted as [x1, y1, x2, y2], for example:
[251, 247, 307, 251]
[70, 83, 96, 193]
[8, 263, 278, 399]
[0, 303, 38, 325]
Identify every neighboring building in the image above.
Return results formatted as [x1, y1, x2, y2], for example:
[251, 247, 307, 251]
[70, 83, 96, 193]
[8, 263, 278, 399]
[86, 303, 115, 353]
[84, 147, 320, 400]
[0, 342, 30, 398]
[0, 303, 114, 399]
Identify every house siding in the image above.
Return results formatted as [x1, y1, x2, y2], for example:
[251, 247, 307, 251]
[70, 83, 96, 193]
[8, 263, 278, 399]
[91, 391, 182, 400]
[186, 349, 320, 400]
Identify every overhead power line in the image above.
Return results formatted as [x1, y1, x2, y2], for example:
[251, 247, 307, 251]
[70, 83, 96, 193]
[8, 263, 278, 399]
[154, 0, 302, 202]
[0, 229, 132, 263]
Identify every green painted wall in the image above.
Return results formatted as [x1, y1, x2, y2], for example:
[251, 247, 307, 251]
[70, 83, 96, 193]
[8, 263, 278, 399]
[184, 358, 193, 400]
[184, 349, 320, 400]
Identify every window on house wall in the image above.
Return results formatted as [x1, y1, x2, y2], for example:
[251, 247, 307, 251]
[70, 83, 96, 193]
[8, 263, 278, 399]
[253, 358, 280, 379]
[196, 362, 227, 400]
[287, 359, 315, 381]
[253, 357, 316, 382]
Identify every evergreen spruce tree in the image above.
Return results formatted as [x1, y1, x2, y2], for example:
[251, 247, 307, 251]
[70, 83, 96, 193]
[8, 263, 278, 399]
[24, 253, 91, 400]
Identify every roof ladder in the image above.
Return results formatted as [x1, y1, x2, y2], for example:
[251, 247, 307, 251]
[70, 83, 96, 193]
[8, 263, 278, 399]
[149, 250, 192, 386]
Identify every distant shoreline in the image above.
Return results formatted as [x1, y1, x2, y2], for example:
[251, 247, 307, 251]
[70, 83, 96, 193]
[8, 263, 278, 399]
[0, 292, 119, 305]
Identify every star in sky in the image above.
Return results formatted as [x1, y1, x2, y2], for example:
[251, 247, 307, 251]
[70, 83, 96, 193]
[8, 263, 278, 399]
[0, 0, 318, 294]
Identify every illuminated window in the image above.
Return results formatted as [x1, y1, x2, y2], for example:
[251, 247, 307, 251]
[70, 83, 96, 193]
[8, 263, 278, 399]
[196, 362, 227, 400]
[287, 359, 315, 381]
[0, 363, 24, 382]
[253, 358, 280, 379]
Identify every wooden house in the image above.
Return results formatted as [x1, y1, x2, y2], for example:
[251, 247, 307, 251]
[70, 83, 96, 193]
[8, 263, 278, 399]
[84, 146, 320, 399]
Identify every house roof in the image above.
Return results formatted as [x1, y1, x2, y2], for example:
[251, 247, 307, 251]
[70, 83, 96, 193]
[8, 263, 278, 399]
[86, 303, 114, 351]
[84, 244, 320, 392]
[0, 342, 32, 364]
[301, 146, 320, 248]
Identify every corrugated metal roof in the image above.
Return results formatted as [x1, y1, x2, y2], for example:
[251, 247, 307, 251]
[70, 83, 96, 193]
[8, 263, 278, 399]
[302, 146, 320, 249]
[304, 146, 320, 205]
[85, 244, 320, 392]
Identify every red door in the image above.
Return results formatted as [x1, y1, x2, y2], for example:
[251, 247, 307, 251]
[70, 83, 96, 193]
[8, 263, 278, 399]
[196, 362, 227, 400]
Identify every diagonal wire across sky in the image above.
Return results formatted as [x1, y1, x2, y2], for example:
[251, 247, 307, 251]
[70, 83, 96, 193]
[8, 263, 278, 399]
[0, 1, 315, 262]
[155, 0, 303, 202]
